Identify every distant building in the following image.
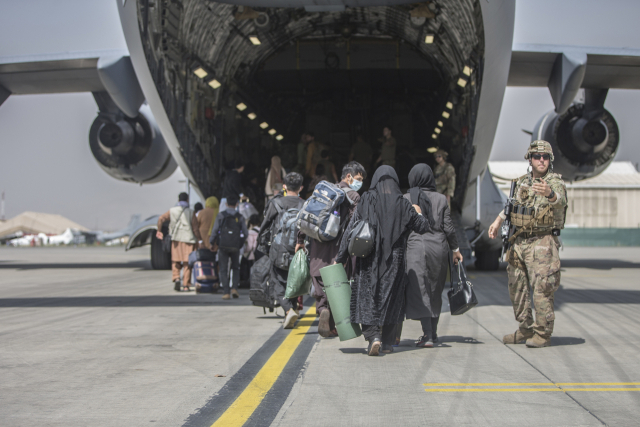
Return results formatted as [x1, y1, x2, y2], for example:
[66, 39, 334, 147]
[489, 161, 640, 228]
[0, 212, 88, 239]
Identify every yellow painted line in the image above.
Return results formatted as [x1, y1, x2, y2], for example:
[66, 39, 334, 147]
[425, 388, 640, 393]
[562, 388, 640, 392]
[423, 382, 640, 392]
[424, 382, 640, 387]
[557, 383, 640, 386]
[424, 383, 556, 387]
[425, 388, 561, 392]
[211, 306, 316, 427]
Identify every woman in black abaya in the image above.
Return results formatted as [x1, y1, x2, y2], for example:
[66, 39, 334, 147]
[404, 164, 463, 347]
[336, 166, 431, 356]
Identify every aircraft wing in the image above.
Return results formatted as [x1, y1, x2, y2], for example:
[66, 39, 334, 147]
[507, 43, 640, 116]
[0, 49, 145, 118]
[508, 44, 640, 89]
[0, 49, 178, 186]
[0, 50, 121, 95]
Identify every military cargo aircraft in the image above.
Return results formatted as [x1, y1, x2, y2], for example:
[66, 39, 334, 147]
[2, 0, 639, 269]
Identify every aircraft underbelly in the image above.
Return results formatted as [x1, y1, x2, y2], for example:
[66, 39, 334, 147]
[118, 0, 514, 254]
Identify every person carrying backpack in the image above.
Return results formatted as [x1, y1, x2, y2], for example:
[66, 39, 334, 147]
[210, 196, 247, 300]
[156, 192, 197, 292]
[295, 162, 366, 337]
[258, 172, 305, 329]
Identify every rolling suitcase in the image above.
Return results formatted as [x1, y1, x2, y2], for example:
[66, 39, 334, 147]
[193, 260, 219, 293]
[188, 248, 216, 267]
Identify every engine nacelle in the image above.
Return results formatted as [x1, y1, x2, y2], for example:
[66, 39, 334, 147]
[532, 103, 619, 181]
[89, 104, 177, 184]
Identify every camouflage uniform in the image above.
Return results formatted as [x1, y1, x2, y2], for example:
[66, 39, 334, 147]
[434, 150, 456, 198]
[503, 141, 567, 343]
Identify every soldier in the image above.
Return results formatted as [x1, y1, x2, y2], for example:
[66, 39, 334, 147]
[375, 126, 397, 168]
[488, 140, 568, 348]
[434, 149, 455, 204]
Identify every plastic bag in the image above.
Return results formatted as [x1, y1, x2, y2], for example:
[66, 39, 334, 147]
[285, 250, 312, 299]
[239, 201, 259, 223]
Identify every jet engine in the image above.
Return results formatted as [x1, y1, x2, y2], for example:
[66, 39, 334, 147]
[532, 102, 619, 182]
[89, 104, 177, 184]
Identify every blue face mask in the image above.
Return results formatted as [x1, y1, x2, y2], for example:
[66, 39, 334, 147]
[349, 179, 363, 192]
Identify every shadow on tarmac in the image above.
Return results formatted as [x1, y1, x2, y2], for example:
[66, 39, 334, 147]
[0, 295, 257, 307]
[560, 259, 640, 270]
[338, 348, 366, 354]
[555, 289, 640, 305]
[550, 336, 586, 346]
[468, 258, 640, 272]
[438, 336, 484, 344]
[0, 261, 153, 270]
[467, 285, 640, 308]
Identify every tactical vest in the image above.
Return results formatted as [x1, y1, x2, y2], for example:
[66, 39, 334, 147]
[509, 173, 567, 232]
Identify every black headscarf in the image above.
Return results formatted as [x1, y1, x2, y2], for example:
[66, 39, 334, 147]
[357, 165, 416, 264]
[408, 164, 436, 229]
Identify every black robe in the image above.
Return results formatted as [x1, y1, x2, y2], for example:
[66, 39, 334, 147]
[336, 166, 430, 325]
[404, 190, 458, 319]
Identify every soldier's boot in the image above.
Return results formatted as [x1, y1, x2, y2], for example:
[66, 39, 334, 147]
[525, 335, 550, 348]
[503, 329, 533, 344]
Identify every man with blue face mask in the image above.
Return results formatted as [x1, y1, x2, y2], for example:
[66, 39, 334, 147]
[295, 161, 366, 337]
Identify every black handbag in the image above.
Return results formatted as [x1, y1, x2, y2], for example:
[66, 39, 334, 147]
[347, 220, 375, 258]
[447, 260, 478, 315]
[162, 234, 172, 253]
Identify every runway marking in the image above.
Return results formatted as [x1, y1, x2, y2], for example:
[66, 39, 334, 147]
[423, 382, 640, 386]
[425, 383, 557, 386]
[557, 382, 640, 386]
[210, 306, 316, 427]
[425, 388, 562, 392]
[423, 382, 640, 392]
[563, 388, 640, 392]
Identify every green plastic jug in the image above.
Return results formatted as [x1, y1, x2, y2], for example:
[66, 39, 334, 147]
[319, 264, 362, 341]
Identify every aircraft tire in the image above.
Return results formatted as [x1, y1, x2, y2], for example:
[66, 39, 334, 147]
[474, 249, 500, 271]
[150, 233, 172, 270]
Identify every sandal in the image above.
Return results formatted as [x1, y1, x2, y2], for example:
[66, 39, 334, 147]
[367, 338, 381, 356]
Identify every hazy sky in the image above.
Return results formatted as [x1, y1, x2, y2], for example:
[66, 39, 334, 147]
[1, 0, 639, 230]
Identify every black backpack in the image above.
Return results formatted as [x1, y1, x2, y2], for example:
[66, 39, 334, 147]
[249, 255, 278, 312]
[269, 200, 301, 270]
[218, 211, 245, 252]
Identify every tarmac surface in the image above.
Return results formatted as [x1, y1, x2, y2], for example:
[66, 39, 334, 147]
[1, 246, 640, 426]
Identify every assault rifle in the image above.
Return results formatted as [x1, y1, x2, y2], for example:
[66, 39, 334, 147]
[500, 180, 517, 258]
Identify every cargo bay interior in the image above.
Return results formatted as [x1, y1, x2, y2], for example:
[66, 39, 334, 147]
[138, 0, 484, 211]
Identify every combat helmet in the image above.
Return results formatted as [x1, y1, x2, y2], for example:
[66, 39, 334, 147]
[434, 149, 448, 158]
[524, 140, 554, 162]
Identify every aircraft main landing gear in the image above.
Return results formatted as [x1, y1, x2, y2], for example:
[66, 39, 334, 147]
[150, 232, 171, 270]
[474, 249, 501, 271]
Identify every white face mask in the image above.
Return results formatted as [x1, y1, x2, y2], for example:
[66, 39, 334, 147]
[349, 178, 363, 191]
